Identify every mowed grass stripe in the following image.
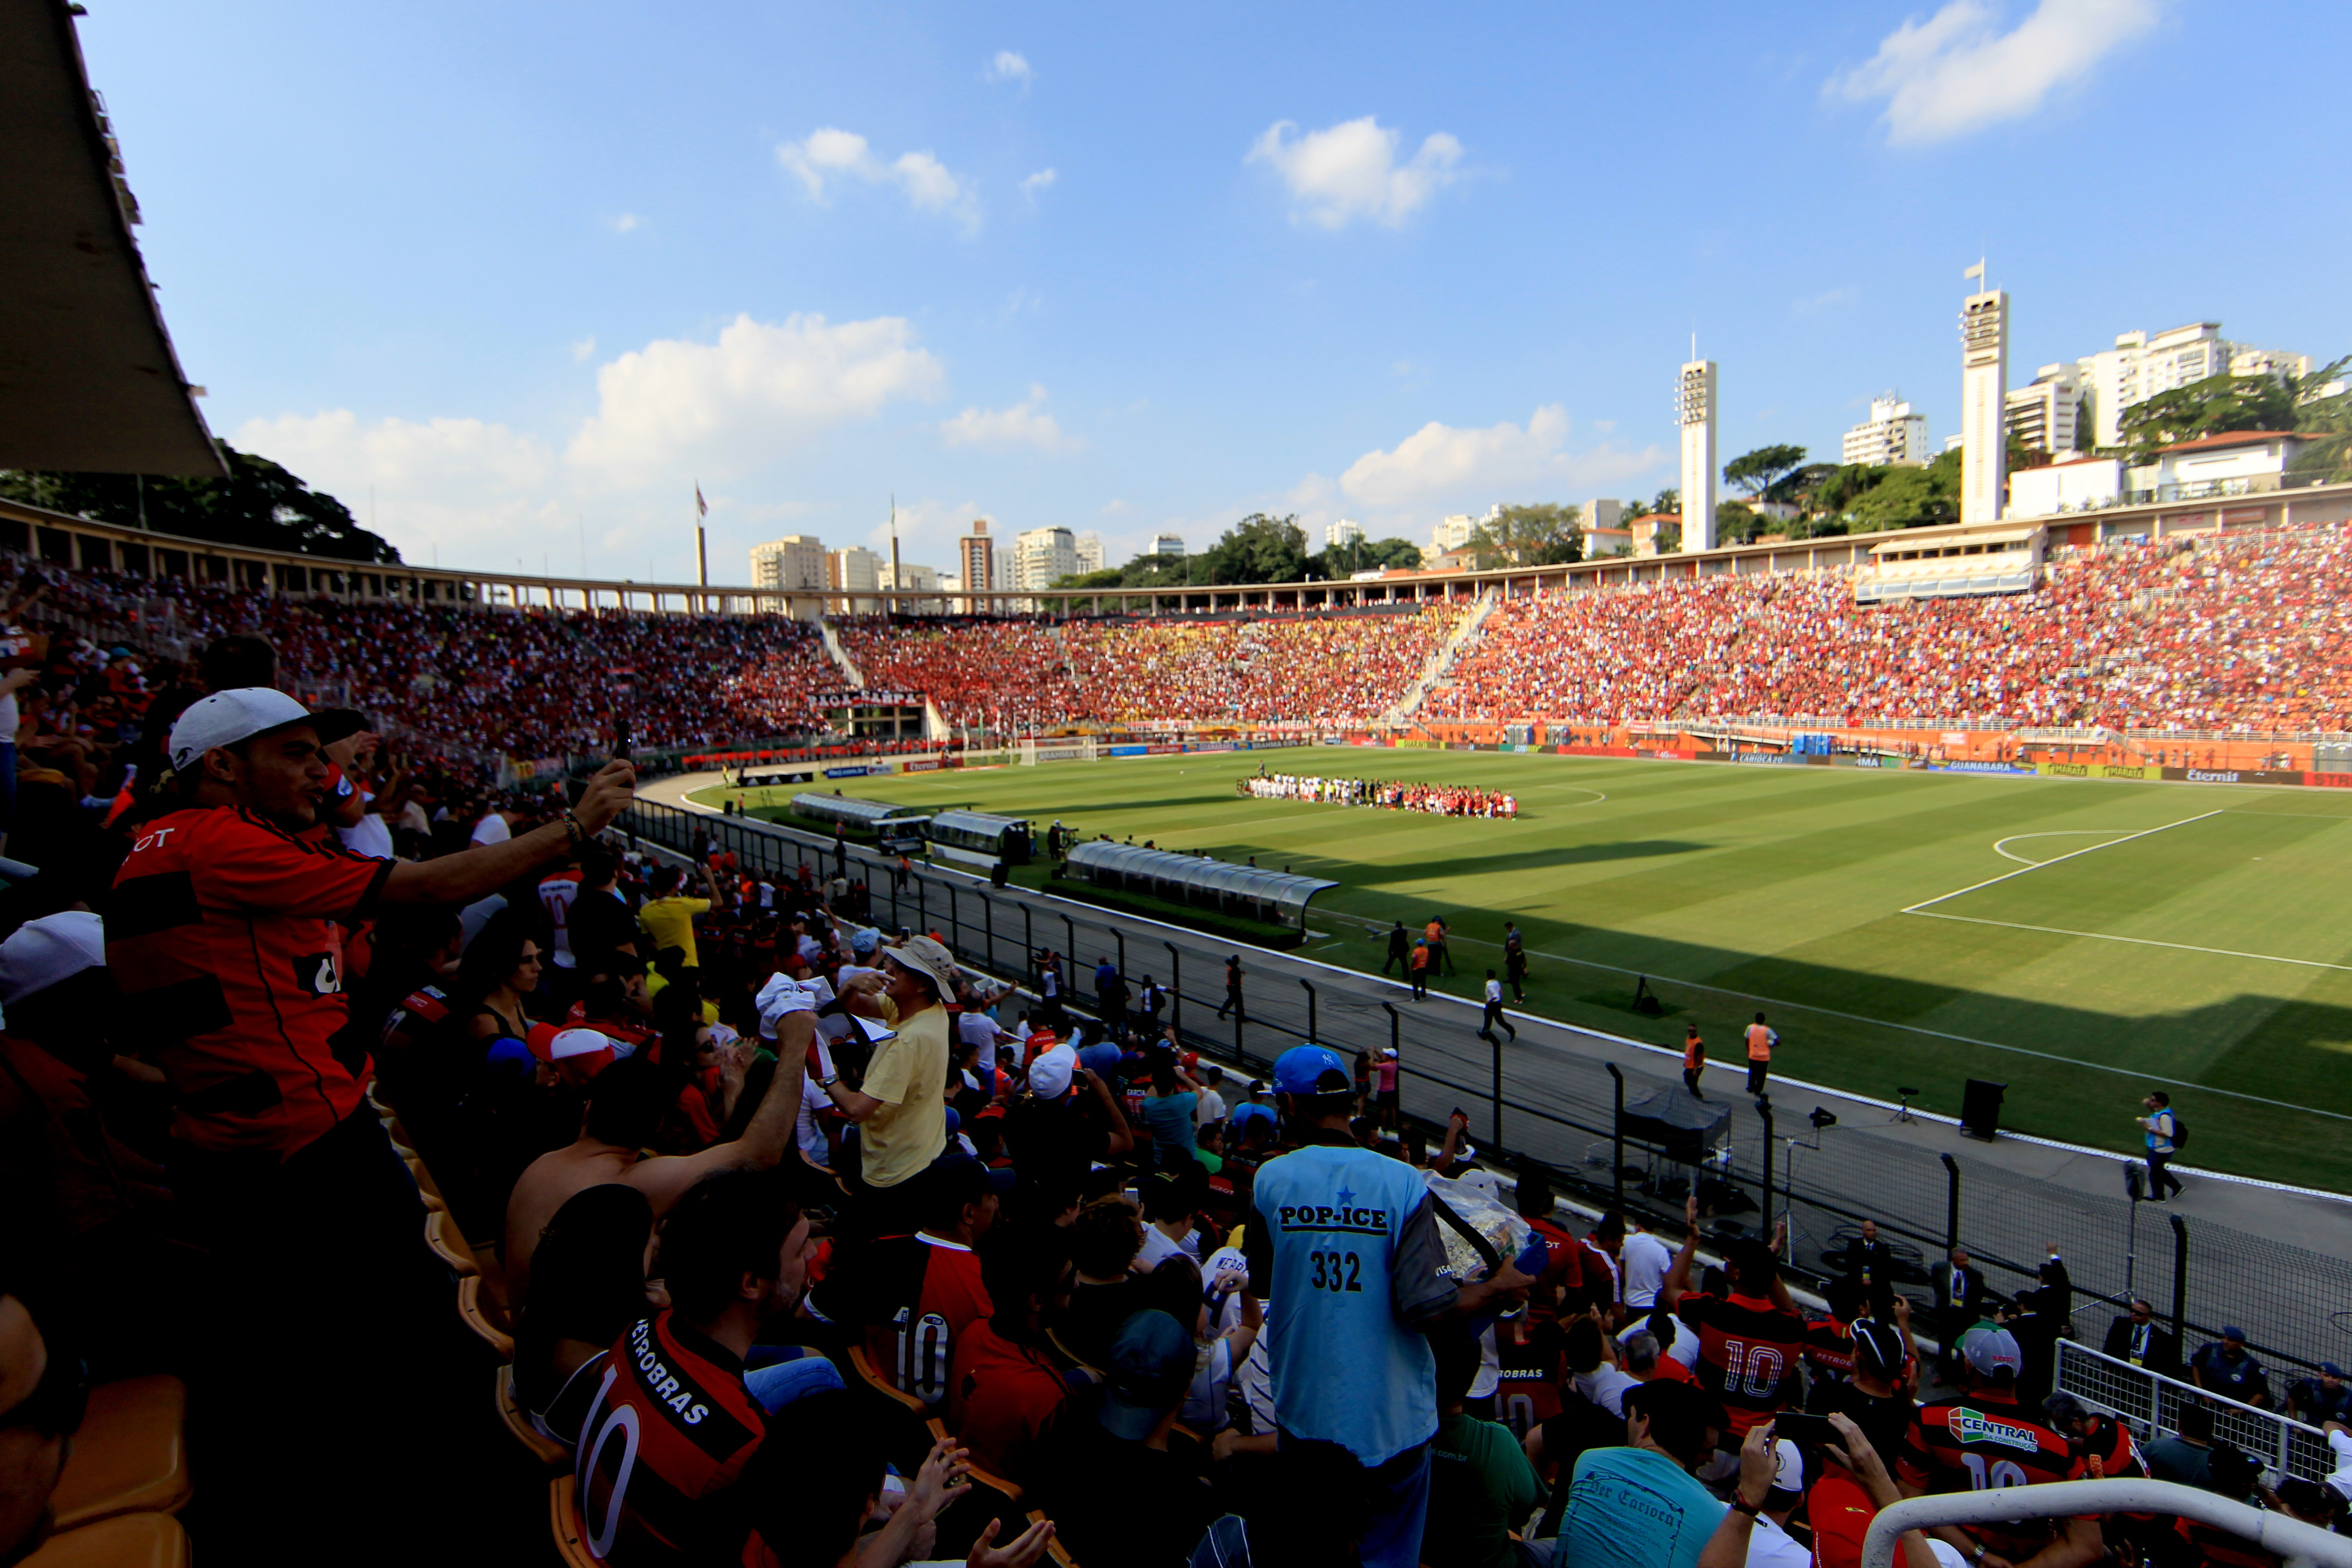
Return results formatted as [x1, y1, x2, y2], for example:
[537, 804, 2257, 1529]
[698, 753, 2352, 1186]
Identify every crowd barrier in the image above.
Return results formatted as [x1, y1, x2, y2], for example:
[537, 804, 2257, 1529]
[2056, 1340, 2338, 1485]
[614, 797, 2352, 1380]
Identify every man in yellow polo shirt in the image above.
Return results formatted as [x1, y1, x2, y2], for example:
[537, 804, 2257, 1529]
[813, 934, 960, 1235]
[637, 860, 725, 972]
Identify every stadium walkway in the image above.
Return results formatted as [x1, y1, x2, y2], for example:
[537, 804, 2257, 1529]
[640, 772, 2352, 1371]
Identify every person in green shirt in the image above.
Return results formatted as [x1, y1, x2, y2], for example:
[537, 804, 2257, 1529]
[1423, 1325, 1549, 1568]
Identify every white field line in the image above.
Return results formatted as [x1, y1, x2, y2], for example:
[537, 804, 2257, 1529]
[1905, 910, 2352, 974]
[1436, 930, 2352, 1123]
[1900, 810, 2224, 914]
[1991, 829, 2144, 865]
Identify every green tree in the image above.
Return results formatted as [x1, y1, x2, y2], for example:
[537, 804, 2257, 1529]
[2119, 372, 2304, 463]
[1771, 462, 1839, 513]
[1722, 443, 1807, 501]
[1714, 500, 1761, 544]
[0, 444, 400, 562]
[1468, 502, 1582, 566]
[1051, 566, 1128, 589]
[1648, 487, 1680, 516]
[1201, 513, 1308, 585]
[1820, 448, 1962, 533]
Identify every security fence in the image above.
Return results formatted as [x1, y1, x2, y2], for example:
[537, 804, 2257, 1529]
[2056, 1340, 2337, 1486]
[617, 798, 2352, 1379]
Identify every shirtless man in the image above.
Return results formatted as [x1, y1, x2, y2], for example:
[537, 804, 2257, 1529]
[502, 990, 814, 1312]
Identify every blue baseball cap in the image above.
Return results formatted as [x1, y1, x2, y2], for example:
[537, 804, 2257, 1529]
[1078, 1043, 1123, 1078]
[1231, 1102, 1277, 1135]
[1273, 1044, 1352, 1096]
[1097, 1310, 1195, 1441]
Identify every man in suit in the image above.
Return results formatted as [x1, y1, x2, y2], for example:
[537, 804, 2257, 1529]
[1834, 1219, 1896, 1291]
[2101, 1298, 2180, 1377]
[1934, 1247, 1988, 1372]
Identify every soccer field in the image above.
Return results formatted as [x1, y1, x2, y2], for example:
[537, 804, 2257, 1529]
[700, 751, 2352, 1191]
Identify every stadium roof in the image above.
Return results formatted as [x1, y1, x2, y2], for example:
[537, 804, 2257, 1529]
[0, 0, 223, 476]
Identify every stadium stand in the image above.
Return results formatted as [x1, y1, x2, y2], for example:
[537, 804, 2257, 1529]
[6, 530, 2352, 1566]
[1430, 527, 2352, 733]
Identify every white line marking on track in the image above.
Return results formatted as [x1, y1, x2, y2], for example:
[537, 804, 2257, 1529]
[1991, 830, 2144, 865]
[1435, 930, 2352, 1122]
[1901, 810, 2223, 914]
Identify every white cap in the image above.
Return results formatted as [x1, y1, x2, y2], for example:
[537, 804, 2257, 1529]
[167, 687, 364, 774]
[0, 910, 105, 1005]
[1029, 1043, 1078, 1099]
[547, 1028, 613, 1062]
[1770, 1438, 1804, 1494]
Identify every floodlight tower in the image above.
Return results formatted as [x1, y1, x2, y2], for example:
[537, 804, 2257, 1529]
[1677, 350, 1717, 552]
[1960, 263, 2008, 525]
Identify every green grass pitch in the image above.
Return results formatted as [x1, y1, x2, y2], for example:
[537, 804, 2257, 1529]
[693, 752, 2352, 1191]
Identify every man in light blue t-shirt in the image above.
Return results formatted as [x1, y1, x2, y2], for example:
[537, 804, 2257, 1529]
[1243, 1045, 1534, 1568]
[1552, 1380, 1727, 1568]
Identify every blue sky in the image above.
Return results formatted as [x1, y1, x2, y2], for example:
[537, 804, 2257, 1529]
[76, 0, 2352, 582]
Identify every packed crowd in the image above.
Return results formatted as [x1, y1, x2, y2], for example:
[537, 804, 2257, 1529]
[22, 565, 852, 757]
[1241, 770, 1520, 818]
[1430, 526, 2352, 732]
[838, 607, 1462, 731]
[6, 594, 2350, 1568]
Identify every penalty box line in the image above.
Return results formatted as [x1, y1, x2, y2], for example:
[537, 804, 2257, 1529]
[1901, 809, 2224, 916]
[1899, 807, 2352, 973]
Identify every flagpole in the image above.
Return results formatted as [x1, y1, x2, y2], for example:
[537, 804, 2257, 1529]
[888, 494, 901, 621]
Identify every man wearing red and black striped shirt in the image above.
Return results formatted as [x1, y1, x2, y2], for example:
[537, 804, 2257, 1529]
[1897, 1325, 2097, 1568]
[1662, 1192, 1808, 1439]
[576, 1168, 840, 1568]
[804, 1153, 1007, 1408]
[105, 688, 641, 1562]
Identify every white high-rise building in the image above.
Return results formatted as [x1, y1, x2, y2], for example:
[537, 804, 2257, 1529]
[1151, 533, 1186, 557]
[1677, 358, 1717, 552]
[2005, 368, 2084, 457]
[880, 560, 941, 613]
[1959, 287, 2008, 526]
[2068, 323, 2312, 450]
[1324, 518, 1364, 549]
[1014, 526, 1077, 590]
[825, 546, 881, 593]
[1073, 531, 1104, 574]
[749, 535, 827, 591]
[1841, 395, 1929, 466]
[993, 546, 1017, 595]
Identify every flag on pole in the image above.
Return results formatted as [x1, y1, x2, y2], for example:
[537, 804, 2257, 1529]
[695, 484, 708, 518]
[1963, 262, 1985, 281]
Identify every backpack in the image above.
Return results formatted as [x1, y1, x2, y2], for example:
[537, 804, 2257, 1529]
[2169, 1114, 2188, 1150]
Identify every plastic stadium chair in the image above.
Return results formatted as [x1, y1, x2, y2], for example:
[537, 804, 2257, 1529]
[496, 1366, 573, 1470]
[14, 1511, 190, 1568]
[405, 1159, 447, 1213]
[549, 1476, 598, 1568]
[458, 1273, 515, 1360]
[1035, 1511, 1080, 1568]
[425, 1206, 482, 1277]
[46, 1376, 191, 1532]
[842, 1345, 948, 1479]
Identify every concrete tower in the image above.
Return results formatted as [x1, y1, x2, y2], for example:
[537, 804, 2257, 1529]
[1960, 281, 2008, 525]
[1677, 356, 1717, 552]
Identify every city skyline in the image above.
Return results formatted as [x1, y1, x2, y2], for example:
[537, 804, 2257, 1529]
[70, 1, 2350, 580]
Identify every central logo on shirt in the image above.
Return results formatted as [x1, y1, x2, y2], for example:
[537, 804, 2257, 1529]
[1946, 1407, 2041, 1450]
[1276, 1200, 1389, 1232]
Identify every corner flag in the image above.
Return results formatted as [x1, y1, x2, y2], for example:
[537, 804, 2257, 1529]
[695, 484, 708, 518]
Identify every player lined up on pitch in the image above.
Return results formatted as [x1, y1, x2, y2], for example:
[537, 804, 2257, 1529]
[1241, 768, 1519, 818]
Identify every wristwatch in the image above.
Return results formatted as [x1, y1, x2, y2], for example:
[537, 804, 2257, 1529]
[819, 1074, 840, 1090]
[1969, 1548, 1986, 1565]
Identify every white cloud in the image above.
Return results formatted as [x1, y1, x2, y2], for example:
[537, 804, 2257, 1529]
[777, 128, 980, 230]
[608, 213, 642, 233]
[984, 50, 1031, 87]
[570, 336, 597, 363]
[1018, 168, 1057, 204]
[1339, 406, 1665, 508]
[1246, 116, 1464, 229]
[1829, 0, 2158, 145]
[940, 384, 1077, 452]
[568, 312, 946, 481]
[234, 409, 558, 564]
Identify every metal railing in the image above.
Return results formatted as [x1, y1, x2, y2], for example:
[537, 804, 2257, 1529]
[1862, 1481, 2351, 1568]
[2056, 1340, 2338, 1486]
[616, 796, 2352, 1378]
